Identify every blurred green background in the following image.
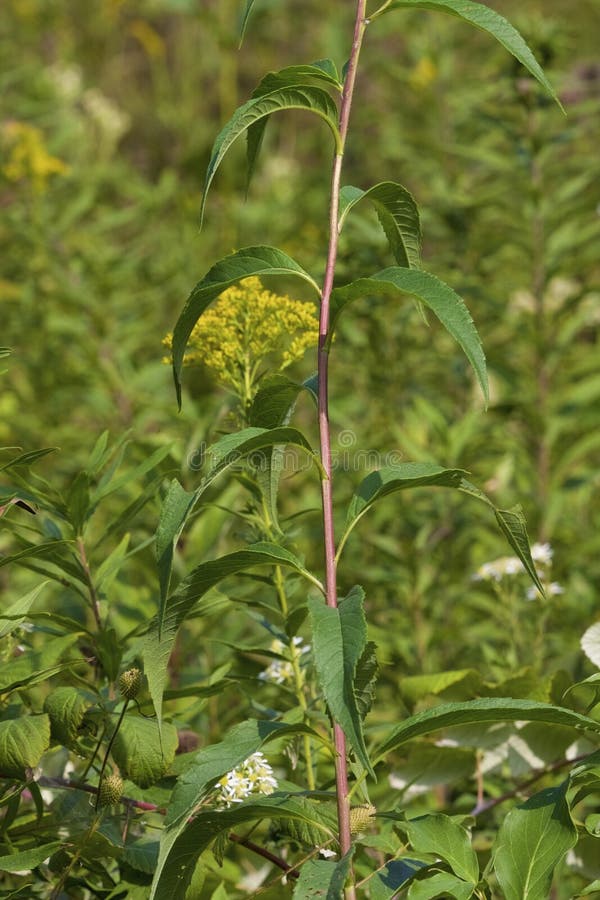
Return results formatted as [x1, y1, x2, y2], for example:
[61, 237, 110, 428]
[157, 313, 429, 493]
[1, 0, 600, 716]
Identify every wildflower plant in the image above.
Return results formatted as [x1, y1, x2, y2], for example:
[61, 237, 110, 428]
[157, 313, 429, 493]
[141, 3, 600, 897]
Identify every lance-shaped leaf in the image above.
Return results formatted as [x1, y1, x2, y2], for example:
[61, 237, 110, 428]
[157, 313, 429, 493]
[0, 843, 63, 873]
[374, 0, 563, 111]
[374, 698, 600, 761]
[171, 247, 319, 407]
[201, 86, 341, 223]
[338, 464, 543, 595]
[0, 582, 48, 639]
[328, 268, 488, 404]
[151, 794, 336, 900]
[338, 182, 421, 268]
[239, 0, 258, 44]
[247, 62, 342, 186]
[156, 427, 321, 611]
[144, 542, 323, 725]
[493, 782, 577, 900]
[308, 587, 374, 776]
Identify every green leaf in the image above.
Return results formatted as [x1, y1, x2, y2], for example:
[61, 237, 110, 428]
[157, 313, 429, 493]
[328, 268, 488, 404]
[308, 587, 374, 776]
[0, 715, 50, 779]
[355, 641, 379, 720]
[375, 699, 600, 761]
[201, 87, 341, 223]
[166, 719, 322, 828]
[249, 375, 306, 429]
[156, 479, 197, 604]
[408, 871, 475, 900]
[338, 182, 421, 268]
[0, 447, 56, 472]
[171, 247, 320, 408]
[150, 795, 335, 900]
[293, 850, 353, 899]
[493, 782, 577, 899]
[43, 686, 90, 750]
[401, 814, 478, 884]
[374, 0, 563, 111]
[0, 842, 62, 872]
[111, 716, 179, 788]
[239, 0, 257, 44]
[0, 540, 70, 570]
[0, 582, 48, 638]
[369, 860, 429, 898]
[0, 634, 81, 695]
[247, 64, 342, 187]
[144, 542, 322, 725]
[400, 670, 482, 705]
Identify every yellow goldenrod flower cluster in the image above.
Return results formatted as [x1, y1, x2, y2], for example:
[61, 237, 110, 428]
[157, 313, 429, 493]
[163, 276, 319, 406]
[408, 56, 437, 90]
[2, 121, 69, 192]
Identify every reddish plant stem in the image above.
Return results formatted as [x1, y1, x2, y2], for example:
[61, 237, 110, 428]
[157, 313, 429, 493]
[317, 0, 368, 876]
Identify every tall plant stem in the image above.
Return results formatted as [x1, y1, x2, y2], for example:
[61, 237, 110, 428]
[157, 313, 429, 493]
[318, 0, 368, 879]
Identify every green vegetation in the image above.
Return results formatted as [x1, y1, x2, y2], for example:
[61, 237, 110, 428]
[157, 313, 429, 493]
[1, 0, 599, 897]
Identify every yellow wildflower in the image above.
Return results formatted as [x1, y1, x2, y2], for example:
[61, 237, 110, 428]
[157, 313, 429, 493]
[2, 122, 68, 192]
[163, 277, 319, 405]
[408, 57, 437, 90]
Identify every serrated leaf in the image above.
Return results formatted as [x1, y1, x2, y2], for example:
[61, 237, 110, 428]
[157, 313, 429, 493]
[0, 582, 48, 638]
[43, 686, 90, 749]
[355, 642, 378, 720]
[111, 716, 178, 788]
[408, 871, 475, 900]
[401, 814, 478, 884]
[308, 587, 374, 776]
[493, 782, 577, 899]
[201, 86, 341, 223]
[171, 247, 319, 407]
[122, 836, 160, 874]
[151, 795, 335, 900]
[328, 268, 488, 403]
[338, 182, 421, 268]
[144, 542, 322, 725]
[375, 698, 600, 761]
[0, 715, 50, 778]
[156, 479, 199, 605]
[375, 0, 562, 111]
[0, 842, 62, 872]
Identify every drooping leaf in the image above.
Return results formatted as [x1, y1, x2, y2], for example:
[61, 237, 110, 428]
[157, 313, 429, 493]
[144, 542, 322, 725]
[374, 0, 563, 111]
[0, 715, 51, 779]
[0, 842, 62, 872]
[171, 247, 320, 407]
[247, 63, 342, 186]
[308, 587, 374, 776]
[338, 182, 421, 268]
[493, 782, 577, 899]
[0, 582, 48, 638]
[201, 87, 341, 223]
[151, 795, 336, 900]
[111, 716, 179, 788]
[408, 871, 475, 900]
[328, 268, 488, 403]
[375, 698, 600, 761]
[43, 686, 90, 750]
[400, 814, 478, 885]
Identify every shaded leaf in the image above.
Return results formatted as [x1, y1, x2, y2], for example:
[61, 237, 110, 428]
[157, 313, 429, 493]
[112, 716, 179, 788]
[0, 715, 50, 779]
[338, 182, 421, 268]
[0, 842, 62, 872]
[293, 850, 353, 898]
[0, 582, 48, 639]
[171, 247, 319, 407]
[408, 871, 475, 899]
[328, 268, 487, 403]
[375, 0, 562, 110]
[43, 686, 90, 749]
[400, 814, 478, 884]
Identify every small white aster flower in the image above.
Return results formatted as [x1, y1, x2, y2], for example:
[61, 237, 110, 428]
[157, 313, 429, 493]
[258, 637, 310, 685]
[214, 752, 278, 808]
[548, 582, 564, 595]
[531, 542, 553, 565]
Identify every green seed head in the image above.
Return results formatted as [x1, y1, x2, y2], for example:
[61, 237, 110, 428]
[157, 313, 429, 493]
[349, 804, 376, 835]
[98, 773, 124, 807]
[118, 667, 142, 700]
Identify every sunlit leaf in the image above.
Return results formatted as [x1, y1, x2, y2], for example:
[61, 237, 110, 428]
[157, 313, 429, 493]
[374, 0, 563, 111]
